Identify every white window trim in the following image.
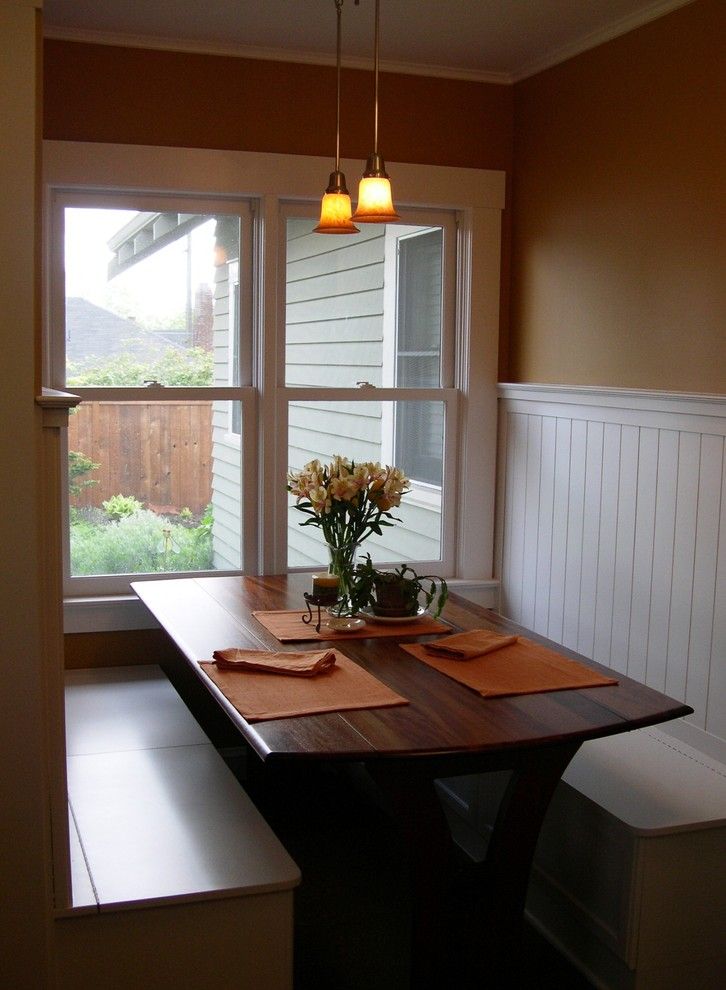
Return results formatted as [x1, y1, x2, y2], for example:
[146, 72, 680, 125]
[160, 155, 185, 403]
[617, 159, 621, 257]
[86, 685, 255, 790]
[44, 141, 505, 625]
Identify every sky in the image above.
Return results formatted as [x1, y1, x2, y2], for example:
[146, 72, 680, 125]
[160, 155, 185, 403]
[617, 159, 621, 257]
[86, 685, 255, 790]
[64, 208, 217, 328]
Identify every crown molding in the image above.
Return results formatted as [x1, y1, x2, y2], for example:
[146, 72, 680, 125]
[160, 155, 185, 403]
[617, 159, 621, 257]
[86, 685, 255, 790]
[512, 0, 697, 81]
[42, 26, 512, 85]
[43, 0, 698, 87]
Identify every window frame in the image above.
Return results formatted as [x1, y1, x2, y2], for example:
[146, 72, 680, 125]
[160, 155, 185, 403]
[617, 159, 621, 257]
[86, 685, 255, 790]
[44, 142, 505, 621]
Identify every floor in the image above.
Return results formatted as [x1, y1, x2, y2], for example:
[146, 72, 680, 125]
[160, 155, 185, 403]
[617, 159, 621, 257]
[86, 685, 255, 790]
[241, 756, 595, 990]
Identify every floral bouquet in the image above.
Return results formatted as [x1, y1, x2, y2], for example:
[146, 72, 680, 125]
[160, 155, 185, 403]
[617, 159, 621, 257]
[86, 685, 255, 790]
[287, 455, 410, 612]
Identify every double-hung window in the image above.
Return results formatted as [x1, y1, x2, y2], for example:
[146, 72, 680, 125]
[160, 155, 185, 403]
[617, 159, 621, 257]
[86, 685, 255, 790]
[46, 145, 504, 610]
[52, 193, 255, 596]
[282, 205, 457, 573]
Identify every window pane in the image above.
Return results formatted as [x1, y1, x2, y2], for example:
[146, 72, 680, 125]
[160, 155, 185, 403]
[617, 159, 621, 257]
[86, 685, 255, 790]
[68, 400, 241, 575]
[285, 218, 443, 389]
[394, 399, 443, 487]
[64, 208, 240, 387]
[397, 229, 443, 365]
[287, 400, 444, 568]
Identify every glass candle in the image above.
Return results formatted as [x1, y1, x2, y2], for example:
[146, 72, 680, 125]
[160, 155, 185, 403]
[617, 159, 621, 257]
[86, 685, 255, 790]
[311, 573, 340, 602]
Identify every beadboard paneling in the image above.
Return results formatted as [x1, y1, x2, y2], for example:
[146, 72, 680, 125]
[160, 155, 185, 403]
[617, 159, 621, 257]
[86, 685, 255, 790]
[496, 386, 726, 739]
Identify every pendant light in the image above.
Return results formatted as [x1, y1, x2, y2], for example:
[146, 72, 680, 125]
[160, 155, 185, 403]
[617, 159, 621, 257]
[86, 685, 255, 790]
[352, 0, 400, 223]
[315, 0, 359, 234]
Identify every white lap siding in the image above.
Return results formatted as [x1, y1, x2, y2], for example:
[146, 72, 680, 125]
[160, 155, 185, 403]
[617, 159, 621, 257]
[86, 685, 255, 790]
[211, 256, 241, 570]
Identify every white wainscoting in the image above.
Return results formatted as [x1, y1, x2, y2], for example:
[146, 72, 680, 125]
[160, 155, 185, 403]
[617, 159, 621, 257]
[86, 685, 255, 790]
[496, 384, 726, 740]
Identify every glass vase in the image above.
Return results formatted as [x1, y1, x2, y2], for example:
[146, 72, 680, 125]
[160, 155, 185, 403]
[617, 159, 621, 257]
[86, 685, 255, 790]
[325, 540, 360, 618]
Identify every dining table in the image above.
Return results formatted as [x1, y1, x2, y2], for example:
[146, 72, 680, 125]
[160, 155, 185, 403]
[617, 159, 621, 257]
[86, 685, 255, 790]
[131, 573, 692, 988]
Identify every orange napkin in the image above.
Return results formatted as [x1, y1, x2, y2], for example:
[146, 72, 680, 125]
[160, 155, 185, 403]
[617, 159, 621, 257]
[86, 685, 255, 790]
[212, 647, 336, 677]
[424, 628, 518, 660]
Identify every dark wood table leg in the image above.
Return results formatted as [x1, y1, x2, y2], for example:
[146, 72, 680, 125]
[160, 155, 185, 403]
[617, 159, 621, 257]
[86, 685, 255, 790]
[366, 760, 459, 990]
[368, 742, 580, 989]
[469, 741, 582, 985]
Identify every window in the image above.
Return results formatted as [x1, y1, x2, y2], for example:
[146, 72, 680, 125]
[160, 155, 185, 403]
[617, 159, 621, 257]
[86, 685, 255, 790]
[393, 229, 444, 487]
[54, 194, 254, 595]
[46, 144, 504, 607]
[282, 206, 456, 571]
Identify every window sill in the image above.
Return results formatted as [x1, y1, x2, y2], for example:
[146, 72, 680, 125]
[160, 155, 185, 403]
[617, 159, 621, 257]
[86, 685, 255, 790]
[64, 595, 160, 634]
[64, 578, 500, 634]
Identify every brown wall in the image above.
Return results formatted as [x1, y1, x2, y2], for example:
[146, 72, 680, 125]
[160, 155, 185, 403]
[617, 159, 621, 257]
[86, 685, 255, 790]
[510, 0, 725, 392]
[43, 40, 513, 170]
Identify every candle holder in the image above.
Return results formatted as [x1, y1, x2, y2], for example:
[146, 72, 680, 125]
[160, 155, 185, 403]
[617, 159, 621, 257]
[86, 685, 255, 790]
[302, 592, 332, 634]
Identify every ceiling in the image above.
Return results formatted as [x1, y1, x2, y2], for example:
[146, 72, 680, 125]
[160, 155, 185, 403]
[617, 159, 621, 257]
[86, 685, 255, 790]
[42, 0, 695, 83]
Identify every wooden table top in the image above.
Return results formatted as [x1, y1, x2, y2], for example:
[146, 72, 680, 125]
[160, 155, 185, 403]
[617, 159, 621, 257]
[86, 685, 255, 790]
[132, 573, 692, 766]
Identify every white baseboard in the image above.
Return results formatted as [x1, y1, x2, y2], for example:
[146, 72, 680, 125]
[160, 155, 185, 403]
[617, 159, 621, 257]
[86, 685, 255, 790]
[64, 596, 160, 634]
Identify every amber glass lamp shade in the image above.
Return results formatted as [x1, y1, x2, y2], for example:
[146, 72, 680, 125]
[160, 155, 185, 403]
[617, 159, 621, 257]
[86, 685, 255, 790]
[315, 171, 360, 234]
[352, 153, 400, 223]
[316, 192, 357, 233]
[315, 170, 360, 234]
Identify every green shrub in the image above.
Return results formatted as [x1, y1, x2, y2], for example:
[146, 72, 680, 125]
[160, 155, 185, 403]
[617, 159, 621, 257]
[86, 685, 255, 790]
[67, 346, 213, 387]
[102, 493, 144, 521]
[70, 508, 214, 576]
[68, 450, 100, 499]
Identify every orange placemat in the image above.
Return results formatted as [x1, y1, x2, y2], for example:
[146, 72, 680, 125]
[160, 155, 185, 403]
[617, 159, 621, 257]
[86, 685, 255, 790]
[252, 609, 451, 642]
[402, 635, 617, 698]
[199, 649, 409, 722]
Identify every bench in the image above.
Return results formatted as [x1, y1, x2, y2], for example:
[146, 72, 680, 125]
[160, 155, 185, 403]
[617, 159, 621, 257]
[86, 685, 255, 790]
[530, 722, 726, 989]
[57, 664, 300, 990]
[438, 720, 726, 990]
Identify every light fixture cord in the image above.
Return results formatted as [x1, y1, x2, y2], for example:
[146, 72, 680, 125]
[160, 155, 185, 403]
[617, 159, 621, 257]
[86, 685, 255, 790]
[335, 0, 343, 172]
[373, 0, 380, 154]
[355, 0, 380, 157]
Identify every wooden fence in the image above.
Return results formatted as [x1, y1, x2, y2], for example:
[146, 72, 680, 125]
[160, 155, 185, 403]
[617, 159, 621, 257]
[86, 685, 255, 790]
[68, 401, 213, 515]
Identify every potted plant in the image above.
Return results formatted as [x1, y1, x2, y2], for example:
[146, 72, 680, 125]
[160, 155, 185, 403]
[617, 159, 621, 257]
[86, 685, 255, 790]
[352, 555, 448, 618]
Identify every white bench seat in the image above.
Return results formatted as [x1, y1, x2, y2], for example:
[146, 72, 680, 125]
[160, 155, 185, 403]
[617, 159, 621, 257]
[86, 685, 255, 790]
[529, 723, 726, 990]
[438, 720, 726, 990]
[58, 665, 300, 990]
[558, 725, 726, 835]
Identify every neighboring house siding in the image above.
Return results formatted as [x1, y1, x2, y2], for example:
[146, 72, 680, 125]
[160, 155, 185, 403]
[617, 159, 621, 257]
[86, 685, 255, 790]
[209, 217, 444, 572]
[210, 407, 241, 570]
[286, 221, 385, 389]
[286, 221, 385, 568]
[211, 258, 241, 569]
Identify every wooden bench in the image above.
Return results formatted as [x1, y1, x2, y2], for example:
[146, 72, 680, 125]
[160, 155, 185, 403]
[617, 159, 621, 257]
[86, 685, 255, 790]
[439, 721, 726, 990]
[56, 664, 300, 990]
